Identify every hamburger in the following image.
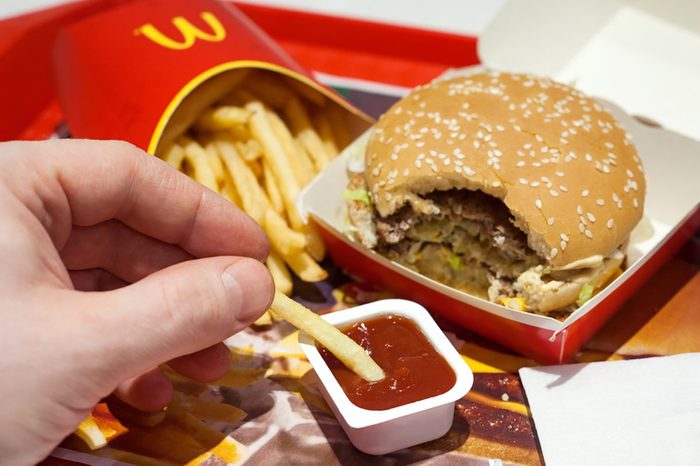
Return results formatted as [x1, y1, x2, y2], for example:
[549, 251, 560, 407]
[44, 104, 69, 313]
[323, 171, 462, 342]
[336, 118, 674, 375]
[343, 72, 645, 317]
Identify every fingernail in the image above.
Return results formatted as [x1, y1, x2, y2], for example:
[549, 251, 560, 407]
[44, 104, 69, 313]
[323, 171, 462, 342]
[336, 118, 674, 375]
[222, 259, 272, 322]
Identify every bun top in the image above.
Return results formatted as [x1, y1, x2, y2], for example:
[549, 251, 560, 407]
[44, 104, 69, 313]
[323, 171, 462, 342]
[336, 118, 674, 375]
[365, 72, 645, 267]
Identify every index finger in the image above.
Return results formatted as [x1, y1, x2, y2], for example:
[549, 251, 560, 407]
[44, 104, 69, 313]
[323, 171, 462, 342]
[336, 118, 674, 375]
[12, 139, 269, 261]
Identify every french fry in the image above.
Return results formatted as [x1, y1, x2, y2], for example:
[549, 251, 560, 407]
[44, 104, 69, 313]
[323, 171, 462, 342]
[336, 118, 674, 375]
[219, 178, 242, 208]
[279, 249, 327, 283]
[265, 108, 315, 186]
[179, 137, 218, 192]
[161, 142, 185, 170]
[215, 137, 267, 224]
[236, 138, 263, 162]
[265, 209, 306, 256]
[246, 101, 304, 230]
[262, 160, 285, 214]
[313, 113, 339, 158]
[326, 105, 352, 150]
[241, 71, 292, 109]
[194, 105, 252, 132]
[304, 222, 327, 262]
[253, 310, 273, 327]
[285, 96, 331, 171]
[266, 250, 293, 296]
[203, 140, 226, 185]
[270, 291, 385, 382]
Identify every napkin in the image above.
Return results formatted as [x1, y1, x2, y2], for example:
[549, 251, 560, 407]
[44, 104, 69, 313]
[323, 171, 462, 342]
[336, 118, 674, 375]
[519, 353, 700, 466]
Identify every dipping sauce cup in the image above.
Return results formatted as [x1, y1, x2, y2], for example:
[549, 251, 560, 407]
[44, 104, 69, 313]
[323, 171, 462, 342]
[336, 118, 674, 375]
[299, 299, 473, 455]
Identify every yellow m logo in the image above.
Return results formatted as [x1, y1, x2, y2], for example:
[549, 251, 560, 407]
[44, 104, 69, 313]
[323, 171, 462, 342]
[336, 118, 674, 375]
[136, 11, 226, 50]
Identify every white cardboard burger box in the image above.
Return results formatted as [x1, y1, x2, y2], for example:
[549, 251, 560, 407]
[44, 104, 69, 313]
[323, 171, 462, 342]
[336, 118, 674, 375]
[299, 0, 700, 364]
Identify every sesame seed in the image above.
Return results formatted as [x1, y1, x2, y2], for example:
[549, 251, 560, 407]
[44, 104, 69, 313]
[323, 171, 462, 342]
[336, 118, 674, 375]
[492, 180, 501, 187]
[633, 198, 639, 208]
[535, 199, 543, 209]
[547, 217, 555, 225]
[596, 199, 605, 206]
[607, 218, 614, 229]
[550, 248, 558, 257]
[560, 185, 569, 192]
[561, 241, 567, 250]
[560, 233, 569, 241]
[582, 189, 590, 197]
[531, 181, 540, 187]
[579, 223, 585, 233]
[415, 160, 422, 168]
[550, 189, 559, 197]
[464, 167, 476, 176]
[585, 229, 593, 239]
[577, 205, 583, 215]
[519, 178, 528, 185]
[587, 212, 596, 222]
[473, 140, 480, 149]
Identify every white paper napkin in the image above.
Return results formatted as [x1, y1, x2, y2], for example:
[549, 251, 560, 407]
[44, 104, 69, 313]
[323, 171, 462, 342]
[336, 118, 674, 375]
[519, 353, 700, 466]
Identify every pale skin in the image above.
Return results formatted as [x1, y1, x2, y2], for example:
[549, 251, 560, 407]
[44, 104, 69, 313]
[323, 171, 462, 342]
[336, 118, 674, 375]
[0, 140, 275, 465]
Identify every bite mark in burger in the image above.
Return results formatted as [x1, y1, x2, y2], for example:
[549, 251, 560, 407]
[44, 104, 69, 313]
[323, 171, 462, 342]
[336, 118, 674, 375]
[344, 72, 645, 317]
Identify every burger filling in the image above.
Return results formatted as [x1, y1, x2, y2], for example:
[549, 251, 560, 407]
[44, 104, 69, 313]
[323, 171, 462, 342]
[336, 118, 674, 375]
[346, 173, 623, 317]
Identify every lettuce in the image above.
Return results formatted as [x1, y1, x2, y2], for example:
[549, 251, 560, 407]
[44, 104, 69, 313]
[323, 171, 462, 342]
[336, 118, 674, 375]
[342, 189, 371, 205]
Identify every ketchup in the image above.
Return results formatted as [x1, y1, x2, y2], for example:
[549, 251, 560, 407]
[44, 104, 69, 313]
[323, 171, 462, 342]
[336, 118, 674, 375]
[318, 315, 455, 410]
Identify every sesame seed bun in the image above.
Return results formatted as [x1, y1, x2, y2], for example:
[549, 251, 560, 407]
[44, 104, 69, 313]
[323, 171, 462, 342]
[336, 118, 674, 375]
[365, 72, 645, 268]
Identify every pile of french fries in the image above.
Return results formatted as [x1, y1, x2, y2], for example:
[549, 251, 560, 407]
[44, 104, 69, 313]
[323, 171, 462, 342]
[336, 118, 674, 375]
[156, 70, 384, 383]
[157, 70, 351, 323]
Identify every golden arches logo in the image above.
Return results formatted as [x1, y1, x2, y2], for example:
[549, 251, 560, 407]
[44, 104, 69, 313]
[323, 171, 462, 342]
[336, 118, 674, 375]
[136, 11, 226, 50]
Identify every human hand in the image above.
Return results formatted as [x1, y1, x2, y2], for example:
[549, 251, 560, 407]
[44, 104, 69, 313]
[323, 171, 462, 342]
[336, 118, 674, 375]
[0, 140, 274, 465]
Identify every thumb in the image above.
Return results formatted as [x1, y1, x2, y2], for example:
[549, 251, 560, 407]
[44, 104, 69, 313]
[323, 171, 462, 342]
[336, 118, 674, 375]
[82, 256, 273, 384]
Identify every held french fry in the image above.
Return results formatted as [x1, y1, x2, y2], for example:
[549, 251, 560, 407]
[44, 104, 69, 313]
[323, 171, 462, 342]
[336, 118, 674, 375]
[270, 291, 385, 382]
[246, 101, 304, 230]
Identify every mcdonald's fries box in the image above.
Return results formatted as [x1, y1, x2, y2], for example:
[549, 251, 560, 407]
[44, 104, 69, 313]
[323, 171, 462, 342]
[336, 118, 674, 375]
[52, 0, 371, 155]
[299, 3, 700, 364]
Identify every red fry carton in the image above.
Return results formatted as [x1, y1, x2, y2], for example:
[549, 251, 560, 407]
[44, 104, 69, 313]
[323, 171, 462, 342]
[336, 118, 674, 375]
[53, 0, 370, 154]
